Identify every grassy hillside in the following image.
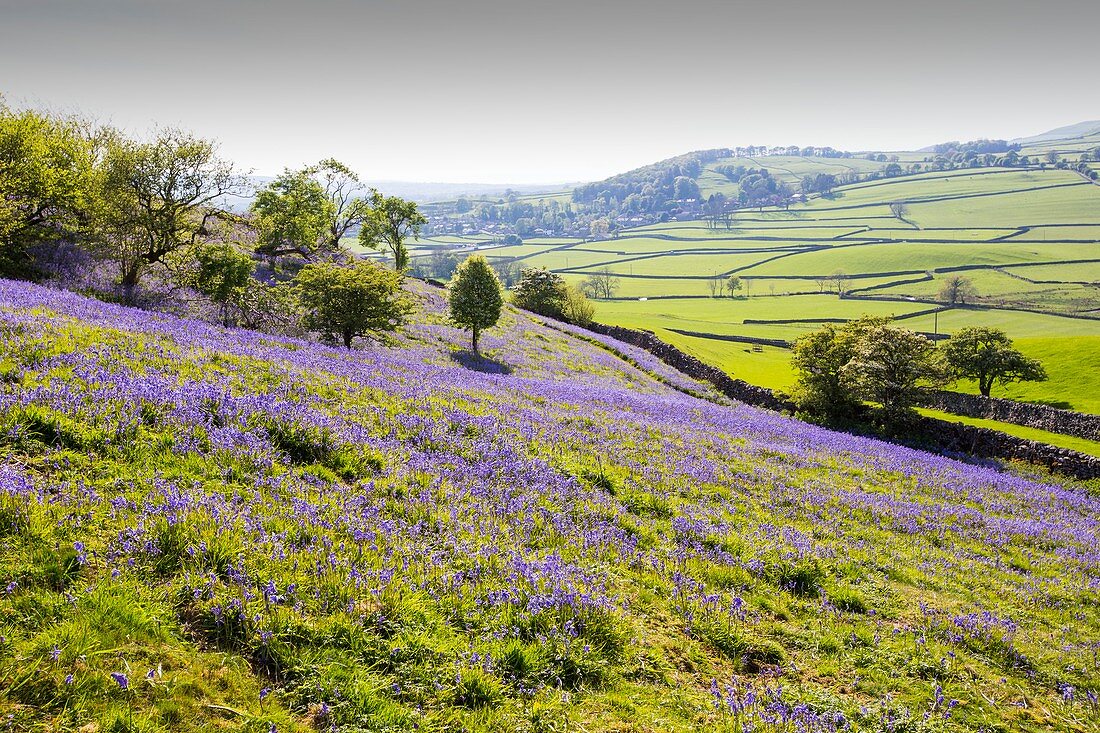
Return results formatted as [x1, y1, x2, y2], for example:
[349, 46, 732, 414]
[1, 280, 1099, 732]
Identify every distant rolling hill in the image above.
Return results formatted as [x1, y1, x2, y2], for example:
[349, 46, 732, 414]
[1012, 119, 1100, 145]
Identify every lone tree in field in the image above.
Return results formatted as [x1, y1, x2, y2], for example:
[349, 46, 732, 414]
[889, 202, 908, 220]
[358, 193, 426, 271]
[841, 325, 948, 417]
[448, 255, 503, 355]
[942, 327, 1047, 397]
[725, 275, 743, 298]
[938, 275, 978, 305]
[512, 267, 568, 319]
[296, 260, 410, 348]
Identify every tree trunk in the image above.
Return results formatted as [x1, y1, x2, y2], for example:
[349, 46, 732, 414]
[343, 330, 353, 349]
[120, 266, 140, 305]
[472, 327, 479, 356]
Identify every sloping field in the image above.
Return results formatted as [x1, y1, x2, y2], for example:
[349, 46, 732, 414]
[2, 280, 1099, 732]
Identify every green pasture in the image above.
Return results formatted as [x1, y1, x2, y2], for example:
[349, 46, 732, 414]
[740, 242, 1100, 277]
[1020, 224, 1100, 241]
[1014, 261, 1100, 282]
[905, 183, 1100, 228]
[578, 252, 798, 277]
[806, 169, 1075, 208]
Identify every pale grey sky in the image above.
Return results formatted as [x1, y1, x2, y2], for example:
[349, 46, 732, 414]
[2, 0, 1097, 183]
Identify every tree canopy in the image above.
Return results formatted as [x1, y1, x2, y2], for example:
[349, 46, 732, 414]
[0, 105, 97, 278]
[358, 194, 426, 271]
[941, 327, 1047, 397]
[252, 169, 334, 261]
[94, 128, 241, 302]
[296, 260, 411, 348]
[511, 268, 568, 319]
[448, 255, 503, 355]
[791, 316, 889, 419]
[841, 326, 948, 416]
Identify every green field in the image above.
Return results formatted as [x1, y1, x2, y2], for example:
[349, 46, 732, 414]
[420, 140, 1100, 423]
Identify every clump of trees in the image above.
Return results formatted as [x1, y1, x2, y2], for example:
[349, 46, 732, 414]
[448, 255, 503, 355]
[580, 268, 620, 300]
[0, 101, 433, 342]
[511, 267, 595, 325]
[792, 317, 947, 421]
[793, 320, 1048, 422]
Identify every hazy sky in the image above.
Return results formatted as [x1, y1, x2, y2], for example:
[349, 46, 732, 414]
[2, 0, 1098, 183]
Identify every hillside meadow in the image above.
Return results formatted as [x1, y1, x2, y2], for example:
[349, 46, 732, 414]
[2, 279, 1099, 732]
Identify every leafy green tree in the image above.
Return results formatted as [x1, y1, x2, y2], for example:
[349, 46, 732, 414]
[448, 255, 503, 355]
[192, 243, 253, 326]
[942, 327, 1047, 397]
[725, 275, 742, 298]
[312, 158, 374, 251]
[511, 267, 568, 319]
[938, 275, 978, 305]
[561, 285, 595, 326]
[296, 260, 411, 348]
[791, 316, 889, 419]
[0, 104, 96, 278]
[841, 326, 948, 416]
[252, 169, 334, 261]
[94, 128, 241, 303]
[358, 194, 426, 271]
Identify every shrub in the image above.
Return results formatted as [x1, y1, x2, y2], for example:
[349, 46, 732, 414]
[511, 268, 568, 319]
[296, 260, 412, 348]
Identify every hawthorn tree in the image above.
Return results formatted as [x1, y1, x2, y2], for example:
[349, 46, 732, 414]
[841, 325, 948, 416]
[942, 327, 1046, 397]
[791, 316, 889, 419]
[448, 255, 503, 355]
[511, 267, 568, 318]
[358, 193, 426, 271]
[192, 242, 253, 326]
[296, 260, 411, 348]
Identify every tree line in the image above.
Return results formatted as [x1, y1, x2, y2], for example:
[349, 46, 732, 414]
[1, 101, 614, 357]
[790, 319, 1046, 426]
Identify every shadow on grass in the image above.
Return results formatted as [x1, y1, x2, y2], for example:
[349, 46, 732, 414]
[449, 350, 513, 375]
[1031, 399, 1074, 410]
